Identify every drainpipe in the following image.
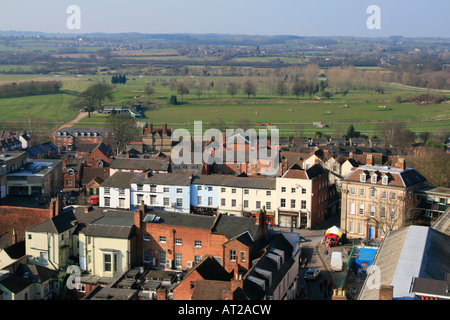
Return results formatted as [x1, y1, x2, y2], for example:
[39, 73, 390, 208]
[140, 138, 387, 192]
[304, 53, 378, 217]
[172, 228, 176, 270]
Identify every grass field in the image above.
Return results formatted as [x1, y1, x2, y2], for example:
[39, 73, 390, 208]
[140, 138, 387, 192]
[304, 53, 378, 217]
[1, 74, 449, 135]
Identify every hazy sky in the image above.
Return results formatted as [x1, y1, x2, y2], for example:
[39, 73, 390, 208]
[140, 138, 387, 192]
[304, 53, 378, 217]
[1, 0, 449, 37]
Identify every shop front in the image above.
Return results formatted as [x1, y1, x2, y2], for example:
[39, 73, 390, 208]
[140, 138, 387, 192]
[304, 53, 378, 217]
[278, 211, 299, 229]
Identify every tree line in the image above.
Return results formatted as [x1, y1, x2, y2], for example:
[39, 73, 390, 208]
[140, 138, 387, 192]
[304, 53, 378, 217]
[0, 80, 62, 98]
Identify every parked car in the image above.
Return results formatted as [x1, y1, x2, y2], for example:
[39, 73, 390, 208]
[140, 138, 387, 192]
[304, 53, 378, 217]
[304, 268, 320, 280]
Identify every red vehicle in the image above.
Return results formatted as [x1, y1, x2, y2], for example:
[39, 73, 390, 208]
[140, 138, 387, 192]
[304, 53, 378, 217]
[89, 195, 99, 205]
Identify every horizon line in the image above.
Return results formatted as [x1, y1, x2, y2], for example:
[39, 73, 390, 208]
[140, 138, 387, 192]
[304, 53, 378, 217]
[1, 30, 449, 40]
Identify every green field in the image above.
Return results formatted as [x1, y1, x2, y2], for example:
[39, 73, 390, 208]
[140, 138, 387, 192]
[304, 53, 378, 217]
[1, 74, 449, 135]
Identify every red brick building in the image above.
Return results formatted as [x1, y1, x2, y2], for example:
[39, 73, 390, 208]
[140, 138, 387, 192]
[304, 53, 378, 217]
[134, 203, 267, 274]
[62, 159, 84, 190]
[172, 256, 244, 300]
[77, 142, 112, 168]
[52, 128, 109, 150]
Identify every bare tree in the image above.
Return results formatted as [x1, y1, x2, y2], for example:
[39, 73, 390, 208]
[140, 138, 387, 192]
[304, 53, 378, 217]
[242, 79, 257, 98]
[107, 113, 141, 156]
[227, 81, 240, 98]
[276, 80, 288, 99]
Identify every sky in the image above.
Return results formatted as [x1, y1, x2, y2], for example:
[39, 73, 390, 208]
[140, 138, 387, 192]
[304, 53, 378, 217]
[0, 0, 449, 38]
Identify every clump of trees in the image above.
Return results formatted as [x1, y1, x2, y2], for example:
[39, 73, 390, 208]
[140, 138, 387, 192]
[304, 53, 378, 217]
[406, 94, 448, 105]
[111, 75, 127, 84]
[0, 80, 62, 98]
[375, 122, 416, 153]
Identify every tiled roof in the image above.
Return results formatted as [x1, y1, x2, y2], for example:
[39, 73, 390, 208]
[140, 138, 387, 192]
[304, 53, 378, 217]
[192, 175, 276, 189]
[131, 172, 192, 186]
[101, 171, 135, 188]
[110, 158, 169, 171]
[27, 209, 77, 234]
[344, 165, 426, 187]
[282, 163, 326, 180]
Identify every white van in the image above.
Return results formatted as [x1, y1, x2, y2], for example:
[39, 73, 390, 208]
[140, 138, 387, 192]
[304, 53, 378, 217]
[330, 252, 343, 271]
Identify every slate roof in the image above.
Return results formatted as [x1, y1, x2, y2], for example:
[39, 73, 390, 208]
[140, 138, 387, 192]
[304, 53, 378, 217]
[142, 210, 259, 240]
[55, 127, 110, 136]
[131, 172, 193, 186]
[243, 233, 295, 300]
[101, 171, 136, 188]
[193, 256, 233, 281]
[411, 276, 450, 299]
[344, 164, 427, 188]
[83, 211, 135, 239]
[27, 209, 78, 234]
[282, 163, 326, 180]
[0, 273, 32, 294]
[110, 158, 170, 172]
[192, 174, 276, 190]
[3, 240, 25, 260]
[0, 264, 58, 294]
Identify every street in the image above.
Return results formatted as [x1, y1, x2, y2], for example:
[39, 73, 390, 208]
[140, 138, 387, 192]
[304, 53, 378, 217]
[275, 214, 345, 300]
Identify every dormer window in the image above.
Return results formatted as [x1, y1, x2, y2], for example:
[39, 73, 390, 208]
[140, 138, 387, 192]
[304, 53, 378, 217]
[360, 172, 366, 183]
[370, 173, 378, 184]
[382, 175, 389, 185]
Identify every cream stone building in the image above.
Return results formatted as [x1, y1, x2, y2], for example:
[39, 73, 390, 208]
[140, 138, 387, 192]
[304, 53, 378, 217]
[340, 158, 427, 240]
[77, 210, 136, 278]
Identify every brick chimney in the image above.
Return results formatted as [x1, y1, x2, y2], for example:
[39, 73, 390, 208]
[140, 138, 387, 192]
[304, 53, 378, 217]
[62, 158, 68, 169]
[156, 288, 167, 300]
[396, 158, 406, 171]
[11, 229, 17, 245]
[222, 290, 234, 300]
[231, 265, 244, 292]
[379, 285, 393, 300]
[366, 154, 374, 166]
[162, 124, 167, 135]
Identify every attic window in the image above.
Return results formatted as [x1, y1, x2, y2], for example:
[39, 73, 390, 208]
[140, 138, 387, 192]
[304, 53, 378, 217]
[360, 172, 366, 183]
[370, 173, 377, 184]
[382, 175, 389, 185]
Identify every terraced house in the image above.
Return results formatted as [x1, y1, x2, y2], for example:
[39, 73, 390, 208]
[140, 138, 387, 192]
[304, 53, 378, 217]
[130, 172, 192, 213]
[340, 157, 427, 240]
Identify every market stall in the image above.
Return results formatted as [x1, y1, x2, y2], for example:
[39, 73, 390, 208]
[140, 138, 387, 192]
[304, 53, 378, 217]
[325, 226, 343, 247]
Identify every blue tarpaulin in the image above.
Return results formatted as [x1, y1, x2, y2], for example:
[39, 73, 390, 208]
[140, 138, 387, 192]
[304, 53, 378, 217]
[355, 247, 377, 273]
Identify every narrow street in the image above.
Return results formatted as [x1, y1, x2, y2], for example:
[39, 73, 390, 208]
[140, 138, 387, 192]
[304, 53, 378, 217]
[274, 214, 344, 300]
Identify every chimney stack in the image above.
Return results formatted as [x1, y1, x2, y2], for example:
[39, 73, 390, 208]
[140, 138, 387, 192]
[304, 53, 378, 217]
[379, 285, 394, 300]
[156, 288, 167, 300]
[12, 229, 17, 245]
[162, 124, 167, 135]
[366, 154, 374, 166]
[396, 158, 406, 170]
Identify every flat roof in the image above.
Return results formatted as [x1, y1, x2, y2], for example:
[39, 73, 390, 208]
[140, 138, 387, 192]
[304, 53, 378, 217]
[7, 160, 61, 177]
[416, 186, 450, 197]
